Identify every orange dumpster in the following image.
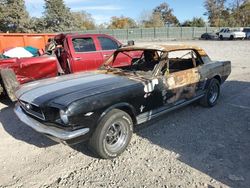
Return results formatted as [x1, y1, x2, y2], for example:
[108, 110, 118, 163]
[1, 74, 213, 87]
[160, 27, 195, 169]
[0, 33, 56, 53]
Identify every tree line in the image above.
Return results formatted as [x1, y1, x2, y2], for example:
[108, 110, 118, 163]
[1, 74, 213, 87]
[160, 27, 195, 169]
[0, 0, 249, 33]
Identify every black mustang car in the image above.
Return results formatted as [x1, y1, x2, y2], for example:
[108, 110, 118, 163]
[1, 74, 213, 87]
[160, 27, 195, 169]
[14, 44, 231, 159]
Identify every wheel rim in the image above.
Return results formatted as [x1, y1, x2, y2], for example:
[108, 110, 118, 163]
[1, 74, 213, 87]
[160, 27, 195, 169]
[105, 120, 128, 153]
[208, 83, 219, 104]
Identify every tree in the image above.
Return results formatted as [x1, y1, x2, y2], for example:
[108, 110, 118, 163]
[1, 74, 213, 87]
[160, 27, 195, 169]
[231, 0, 250, 26]
[153, 2, 179, 26]
[71, 11, 96, 30]
[29, 17, 47, 33]
[0, 1, 6, 32]
[204, 0, 226, 27]
[182, 17, 206, 27]
[43, 0, 75, 32]
[0, 0, 30, 32]
[108, 16, 137, 29]
[204, 0, 250, 27]
[142, 12, 165, 28]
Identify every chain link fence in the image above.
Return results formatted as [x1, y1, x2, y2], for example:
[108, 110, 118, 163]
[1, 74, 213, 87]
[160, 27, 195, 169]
[75, 27, 221, 41]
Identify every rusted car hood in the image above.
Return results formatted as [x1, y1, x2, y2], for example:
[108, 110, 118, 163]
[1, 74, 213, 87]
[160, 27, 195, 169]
[16, 71, 140, 106]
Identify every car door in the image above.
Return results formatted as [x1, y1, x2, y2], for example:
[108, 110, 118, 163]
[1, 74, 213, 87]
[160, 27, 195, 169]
[163, 50, 201, 105]
[224, 29, 230, 38]
[69, 37, 104, 72]
[97, 36, 134, 67]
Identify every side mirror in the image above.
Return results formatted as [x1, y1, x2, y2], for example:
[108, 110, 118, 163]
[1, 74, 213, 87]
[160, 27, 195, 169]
[127, 40, 135, 46]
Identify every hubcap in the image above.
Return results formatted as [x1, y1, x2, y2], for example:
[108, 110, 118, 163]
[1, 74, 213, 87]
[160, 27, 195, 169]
[105, 121, 128, 153]
[208, 84, 219, 104]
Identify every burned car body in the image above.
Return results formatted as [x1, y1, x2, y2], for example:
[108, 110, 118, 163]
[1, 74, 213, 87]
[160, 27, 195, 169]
[14, 44, 231, 159]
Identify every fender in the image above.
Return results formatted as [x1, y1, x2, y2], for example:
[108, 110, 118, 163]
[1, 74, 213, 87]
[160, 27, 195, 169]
[0, 69, 20, 101]
[98, 102, 137, 125]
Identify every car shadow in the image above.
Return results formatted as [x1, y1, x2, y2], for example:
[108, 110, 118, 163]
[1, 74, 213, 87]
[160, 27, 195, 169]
[135, 80, 250, 188]
[71, 142, 99, 159]
[0, 98, 56, 148]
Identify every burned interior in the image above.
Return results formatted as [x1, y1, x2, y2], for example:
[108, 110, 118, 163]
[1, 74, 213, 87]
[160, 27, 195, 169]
[104, 47, 203, 78]
[102, 47, 206, 104]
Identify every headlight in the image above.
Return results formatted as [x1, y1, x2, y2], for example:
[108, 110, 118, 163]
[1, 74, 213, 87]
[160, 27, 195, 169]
[60, 109, 69, 124]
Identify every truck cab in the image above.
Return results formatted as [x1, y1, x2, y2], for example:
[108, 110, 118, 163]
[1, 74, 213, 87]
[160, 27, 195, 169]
[54, 33, 135, 73]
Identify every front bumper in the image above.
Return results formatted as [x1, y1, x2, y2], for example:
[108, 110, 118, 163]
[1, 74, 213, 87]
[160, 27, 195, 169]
[14, 104, 90, 143]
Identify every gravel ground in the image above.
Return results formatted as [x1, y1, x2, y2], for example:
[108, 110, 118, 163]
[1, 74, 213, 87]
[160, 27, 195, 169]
[0, 40, 250, 188]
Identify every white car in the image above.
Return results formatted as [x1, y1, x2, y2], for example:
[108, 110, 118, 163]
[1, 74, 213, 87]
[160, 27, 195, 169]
[218, 28, 246, 40]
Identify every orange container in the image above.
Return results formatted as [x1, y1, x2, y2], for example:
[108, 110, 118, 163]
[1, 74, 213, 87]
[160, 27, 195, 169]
[0, 33, 56, 53]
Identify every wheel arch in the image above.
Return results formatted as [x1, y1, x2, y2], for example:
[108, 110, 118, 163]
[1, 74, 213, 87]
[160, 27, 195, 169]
[213, 75, 222, 84]
[99, 103, 137, 125]
[204, 75, 221, 91]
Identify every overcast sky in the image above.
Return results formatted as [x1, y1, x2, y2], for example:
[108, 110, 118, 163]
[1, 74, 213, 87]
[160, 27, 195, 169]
[25, 0, 207, 24]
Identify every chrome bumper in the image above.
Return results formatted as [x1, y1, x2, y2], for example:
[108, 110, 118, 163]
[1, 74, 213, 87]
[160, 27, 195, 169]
[14, 104, 90, 141]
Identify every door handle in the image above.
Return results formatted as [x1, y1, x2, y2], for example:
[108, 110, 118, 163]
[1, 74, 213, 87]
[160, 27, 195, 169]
[74, 57, 82, 61]
[103, 54, 110, 58]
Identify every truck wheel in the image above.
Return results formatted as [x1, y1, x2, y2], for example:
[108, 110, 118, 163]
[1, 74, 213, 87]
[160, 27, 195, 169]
[200, 79, 220, 107]
[89, 109, 133, 159]
[0, 82, 4, 96]
[0, 69, 19, 101]
[219, 35, 223, 40]
[230, 35, 234, 40]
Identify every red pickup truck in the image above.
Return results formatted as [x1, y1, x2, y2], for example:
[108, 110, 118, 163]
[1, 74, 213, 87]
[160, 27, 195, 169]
[0, 33, 138, 100]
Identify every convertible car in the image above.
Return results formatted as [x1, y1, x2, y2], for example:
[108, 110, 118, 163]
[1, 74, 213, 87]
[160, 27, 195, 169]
[14, 44, 231, 159]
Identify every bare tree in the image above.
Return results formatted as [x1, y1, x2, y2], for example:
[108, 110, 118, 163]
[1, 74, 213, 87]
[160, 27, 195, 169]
[153, 2, 179, 26]
[204, 0, 226, 27]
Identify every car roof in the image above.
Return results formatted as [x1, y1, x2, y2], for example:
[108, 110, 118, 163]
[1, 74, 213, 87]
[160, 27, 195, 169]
[118, 44, 208, 56]
[54, 33, 114, 41]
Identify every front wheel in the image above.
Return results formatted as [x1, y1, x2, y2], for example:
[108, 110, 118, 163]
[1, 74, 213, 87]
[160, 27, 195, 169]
[219, 35, 223, 40]
[89, 109, 133, 159]
[200, 79, 220, 107]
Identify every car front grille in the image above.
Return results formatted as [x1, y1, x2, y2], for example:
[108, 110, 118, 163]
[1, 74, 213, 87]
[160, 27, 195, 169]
[19, 100, 45, 120]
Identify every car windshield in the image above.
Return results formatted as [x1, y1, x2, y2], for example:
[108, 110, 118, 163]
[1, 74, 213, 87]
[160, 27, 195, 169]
[101, 49, 165, 76]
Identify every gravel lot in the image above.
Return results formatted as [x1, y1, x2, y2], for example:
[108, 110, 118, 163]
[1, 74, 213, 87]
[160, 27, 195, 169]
[0, 40, 250, 188]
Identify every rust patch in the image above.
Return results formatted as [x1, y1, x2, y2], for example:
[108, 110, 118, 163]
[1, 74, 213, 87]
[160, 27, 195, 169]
[164, 68, 200, 103]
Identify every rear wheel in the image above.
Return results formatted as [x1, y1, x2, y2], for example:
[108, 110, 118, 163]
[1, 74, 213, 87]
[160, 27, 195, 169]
[89, 109, 133, 159]
[230, 35, 234, 40]
[200, 79, 220, 107]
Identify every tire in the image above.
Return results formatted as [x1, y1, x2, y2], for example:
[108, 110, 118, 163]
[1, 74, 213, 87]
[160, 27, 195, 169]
[89, 109, 133, 159]
[230, 35, 234, 40]
[219, 35, 223, 40]
[200, 79, 220, 107]
[0, 69, 19, 101]
[0, 82, 4, 96]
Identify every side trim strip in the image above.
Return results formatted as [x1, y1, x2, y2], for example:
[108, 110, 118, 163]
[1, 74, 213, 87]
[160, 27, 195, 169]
[136, 94, 204, 124]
